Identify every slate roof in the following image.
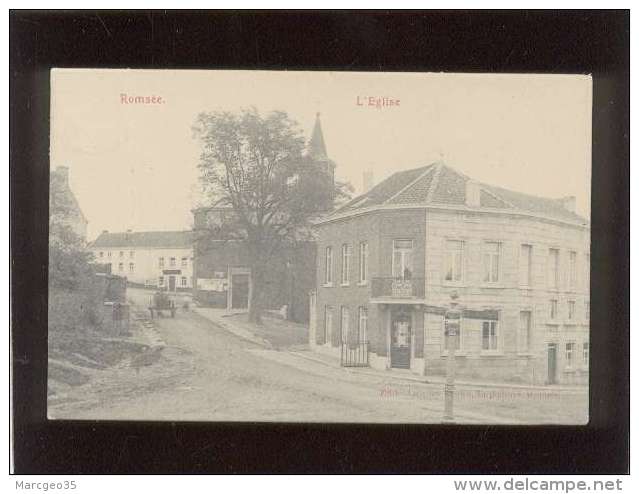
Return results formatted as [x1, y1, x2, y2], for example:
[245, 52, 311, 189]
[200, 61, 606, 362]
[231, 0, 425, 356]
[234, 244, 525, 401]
[330, 162, 587, 225]
[387, 165, 437, 205]
[337, 164, 436, 213]
[91, 230, 194, 249]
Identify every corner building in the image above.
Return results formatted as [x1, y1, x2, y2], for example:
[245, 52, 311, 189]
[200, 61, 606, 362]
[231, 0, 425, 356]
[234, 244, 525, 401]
[310, 162, 590, 385]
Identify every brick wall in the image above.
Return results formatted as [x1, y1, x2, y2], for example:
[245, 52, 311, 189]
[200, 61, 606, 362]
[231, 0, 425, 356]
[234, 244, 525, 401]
[314, 209, 426, 355]
[194, 239, 316, 322]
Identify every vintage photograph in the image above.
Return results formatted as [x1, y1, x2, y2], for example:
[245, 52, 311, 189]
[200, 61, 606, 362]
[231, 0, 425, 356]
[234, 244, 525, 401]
[48, 69, 592, 424]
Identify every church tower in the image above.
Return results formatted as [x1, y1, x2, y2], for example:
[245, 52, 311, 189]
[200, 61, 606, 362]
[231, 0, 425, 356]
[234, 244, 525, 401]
[308, 113, 336, 188]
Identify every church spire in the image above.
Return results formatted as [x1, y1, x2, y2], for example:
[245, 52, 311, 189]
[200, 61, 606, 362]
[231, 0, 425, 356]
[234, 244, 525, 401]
[308, 112, 328, 160]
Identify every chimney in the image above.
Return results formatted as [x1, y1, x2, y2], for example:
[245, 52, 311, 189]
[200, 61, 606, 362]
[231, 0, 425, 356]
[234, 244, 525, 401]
[362, 170, 374, 193]
[557, 196, 576, 213]
[56, 166, 69, 185]
[465, 180, 481, 208]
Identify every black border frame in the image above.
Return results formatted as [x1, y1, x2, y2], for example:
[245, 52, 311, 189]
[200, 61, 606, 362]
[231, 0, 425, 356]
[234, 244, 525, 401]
[10, 10, 630, 474]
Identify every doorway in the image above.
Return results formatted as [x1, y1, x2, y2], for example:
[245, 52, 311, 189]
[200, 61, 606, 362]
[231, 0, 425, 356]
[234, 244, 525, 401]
[168, 275, 176, 292]
[547, 343, 558, 384]
[390, 308, 412, 369]
[231, 273, 250, 309]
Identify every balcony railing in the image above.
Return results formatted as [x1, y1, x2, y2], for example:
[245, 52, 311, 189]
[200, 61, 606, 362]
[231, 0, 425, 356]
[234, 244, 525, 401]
[371, 277, 425, 299]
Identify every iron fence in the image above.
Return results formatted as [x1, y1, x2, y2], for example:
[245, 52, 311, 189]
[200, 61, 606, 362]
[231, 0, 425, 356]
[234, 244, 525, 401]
[340, 341, 370, 367]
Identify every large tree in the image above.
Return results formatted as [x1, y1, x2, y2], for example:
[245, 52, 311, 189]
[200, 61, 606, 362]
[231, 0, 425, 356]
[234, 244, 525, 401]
[193, 108, 350, 323]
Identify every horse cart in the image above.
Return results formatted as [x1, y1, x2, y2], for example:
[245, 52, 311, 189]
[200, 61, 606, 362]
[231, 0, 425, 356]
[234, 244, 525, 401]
[149, 291, 176, 319]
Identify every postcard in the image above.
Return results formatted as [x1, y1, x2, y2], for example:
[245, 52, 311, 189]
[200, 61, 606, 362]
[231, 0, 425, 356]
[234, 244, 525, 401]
[48, 69, 591, 423]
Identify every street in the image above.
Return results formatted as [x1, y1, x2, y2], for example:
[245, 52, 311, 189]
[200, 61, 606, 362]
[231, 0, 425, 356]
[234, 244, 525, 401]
[48, 288, 588, 424]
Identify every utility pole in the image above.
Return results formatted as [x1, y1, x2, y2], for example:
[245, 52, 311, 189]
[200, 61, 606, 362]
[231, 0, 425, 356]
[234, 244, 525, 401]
[443, 291, 461, 422]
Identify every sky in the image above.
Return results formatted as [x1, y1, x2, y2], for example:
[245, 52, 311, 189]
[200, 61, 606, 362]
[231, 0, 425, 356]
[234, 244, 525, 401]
[50, 69, 592, 241]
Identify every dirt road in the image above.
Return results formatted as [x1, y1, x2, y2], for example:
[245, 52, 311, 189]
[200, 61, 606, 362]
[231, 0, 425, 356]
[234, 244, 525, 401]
[49, 288, 587, 424]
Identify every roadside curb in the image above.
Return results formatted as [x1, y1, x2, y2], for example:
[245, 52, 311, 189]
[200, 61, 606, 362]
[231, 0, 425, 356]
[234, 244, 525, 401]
[291, 350, 587, 394]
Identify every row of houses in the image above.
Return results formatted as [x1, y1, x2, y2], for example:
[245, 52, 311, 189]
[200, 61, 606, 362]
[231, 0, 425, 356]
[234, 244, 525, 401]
[91, 230, 195, 291]
[81, 113, 589, 386]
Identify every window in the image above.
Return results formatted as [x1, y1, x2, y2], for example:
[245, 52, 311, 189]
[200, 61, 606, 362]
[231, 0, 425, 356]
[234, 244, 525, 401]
[550, 299, 558, 320]
[129, 263, 134, 273]
[99, 251, 104, 258]
[119, 251, 124, 258]
[519, 244, 532, 286]
[340, 306, 350, 344]
[548, 248, 560, 289]
[482, 321, 498, 351]
[445, 240, 464, 282]
[130, 251, 135, 258]
[519, 311, 532, 353]
[583, 343, 589, 366]
[181, 276, 187, 287]
[568, 251, 577, 290]
[341, 244, 351, 285]
[158, 276, 164, 286]
[585, 301, 590, 319]
[159, 257, 165, 268]
[324, 306, 333, 344]
[358, 242, 369, 284]
[565, 342, 575, 369]
[170, 257, 176, 267]
[358, 307, 368, 342]
[107, 251, 112, 258]
[392, 239, 413, 280]
[324, 247, 333, 285]
[585, 254, 591, 290]
[181, 257, 188, 267]
[482, 242, 500, 283]
[568, 300, 576, 320]
[118, 263, 124, 272]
